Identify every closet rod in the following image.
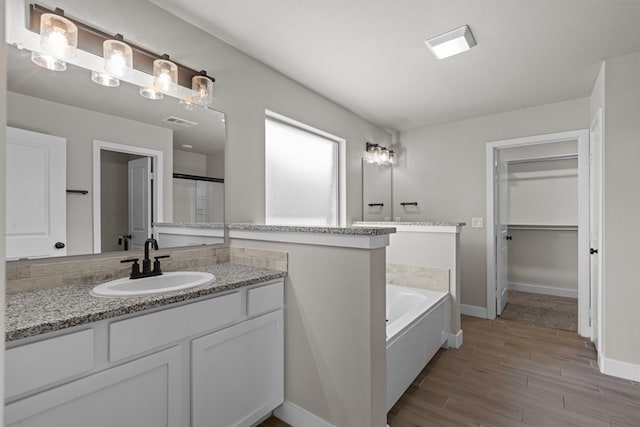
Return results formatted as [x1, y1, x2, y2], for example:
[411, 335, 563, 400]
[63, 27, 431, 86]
[507, 153, 577, 165]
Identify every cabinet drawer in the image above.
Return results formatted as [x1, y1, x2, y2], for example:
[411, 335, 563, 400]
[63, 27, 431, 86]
[6, 329, 94, 399]
[110, 292, 242, 362]
[247, 281, 284, 317]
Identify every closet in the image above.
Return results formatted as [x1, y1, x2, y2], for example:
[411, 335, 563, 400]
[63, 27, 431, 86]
[500, 142, 579, 330]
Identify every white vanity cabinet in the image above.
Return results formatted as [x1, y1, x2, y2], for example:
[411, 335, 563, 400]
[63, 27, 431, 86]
[5, 279, 285, 427]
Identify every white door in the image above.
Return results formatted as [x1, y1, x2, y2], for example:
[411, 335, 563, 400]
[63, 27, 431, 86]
[128, 157, 152, 251]
[6, 127, 67, 259]
[496, 151, 510, 315]
[589, 110, 603, 350]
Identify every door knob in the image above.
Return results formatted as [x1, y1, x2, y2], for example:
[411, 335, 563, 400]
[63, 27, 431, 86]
[54, 242, 66, 249]
[506, 235, 513, 241]
[590, 248, 598, 255]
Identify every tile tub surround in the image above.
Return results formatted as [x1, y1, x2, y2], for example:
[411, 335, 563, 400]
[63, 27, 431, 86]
[230, 247, 288, 271]
[6, 263, 286, 342]
[6, 246, 230, 294]
[387, 263, 450, 293]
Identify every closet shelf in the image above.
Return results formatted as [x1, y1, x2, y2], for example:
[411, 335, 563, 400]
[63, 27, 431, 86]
[507, 224, 578, 231]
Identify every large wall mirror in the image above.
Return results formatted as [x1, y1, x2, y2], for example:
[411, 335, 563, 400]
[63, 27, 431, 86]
[6, 46, 226, 260]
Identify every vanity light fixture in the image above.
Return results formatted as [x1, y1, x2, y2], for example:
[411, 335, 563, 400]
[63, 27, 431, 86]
[425, 25, 476, 60]
[153, 55, 178, 93]
[31, 10, 77, 71]
[28, 4, 216, 102]
[364, 142, 396, 166]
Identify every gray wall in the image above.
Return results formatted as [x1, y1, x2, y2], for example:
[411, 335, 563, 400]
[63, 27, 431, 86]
[7, 92, 173, 255]
[173, 149, 206, 176]
[206, 152, 225, 179]
[1, 0, 7, 414]
[396, 97, 590, 308]
[44, 0, 391, 226]
[599, 52, 640, 365]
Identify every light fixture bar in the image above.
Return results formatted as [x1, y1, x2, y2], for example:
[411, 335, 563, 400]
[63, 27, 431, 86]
[425, 25, 476, 60]
[28, 3, 215, 88]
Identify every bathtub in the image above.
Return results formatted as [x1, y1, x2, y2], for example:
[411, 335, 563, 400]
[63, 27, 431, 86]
[386, 284, 449, 412]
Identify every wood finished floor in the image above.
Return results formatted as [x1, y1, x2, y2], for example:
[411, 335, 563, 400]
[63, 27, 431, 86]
[388, 315, 640, 427]
[261, 315, 640, 427]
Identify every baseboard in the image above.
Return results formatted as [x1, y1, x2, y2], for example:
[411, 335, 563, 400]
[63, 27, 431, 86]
[273, 401, 334, 427]
[460, 304, 487, 318]
[444, 329, 463, 348]
[600, 356, 640, 382]
[507, 282, 578, 299]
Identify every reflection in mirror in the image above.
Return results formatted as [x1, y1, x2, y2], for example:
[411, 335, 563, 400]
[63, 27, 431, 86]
[6, 46, 225, 259]
[362, 161, 392, 221]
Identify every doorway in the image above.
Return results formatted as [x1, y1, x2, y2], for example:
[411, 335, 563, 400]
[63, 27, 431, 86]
[486, 129, 591, 337]
[92, 140, 164, 254]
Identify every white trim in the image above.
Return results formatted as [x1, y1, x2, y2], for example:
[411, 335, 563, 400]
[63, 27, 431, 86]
[590, 107, 604, 356]
[460, 304, 488, 319]
[507, 282, 578, 299]
[600, 356, 640, 382]
[228, 229, 389, 249]
[92, 140, 164, 254]
[273, 401, 334, 427]
[444, 329, 463, 348]
[485, 130, 590, 339]
[353, 223, 463, 234]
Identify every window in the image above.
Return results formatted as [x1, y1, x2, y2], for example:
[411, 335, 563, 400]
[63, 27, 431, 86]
[265, 113, 342, 226]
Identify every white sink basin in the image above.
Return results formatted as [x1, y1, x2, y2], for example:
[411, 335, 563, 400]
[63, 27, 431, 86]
[91, 271, 215, 297]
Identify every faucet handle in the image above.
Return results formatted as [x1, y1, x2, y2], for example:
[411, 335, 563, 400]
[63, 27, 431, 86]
[153, 255, 170, 274]
[121, 258, 141, 279]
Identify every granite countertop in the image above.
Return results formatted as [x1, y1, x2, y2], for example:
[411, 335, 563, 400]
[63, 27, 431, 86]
[353, 221, 466, 227]
[227, 223, 396, 236]
[154, 222, 224, 229]
[6, 263, 286, 342]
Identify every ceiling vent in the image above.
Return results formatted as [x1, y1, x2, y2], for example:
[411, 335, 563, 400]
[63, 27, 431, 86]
[163, 116, 198, 127]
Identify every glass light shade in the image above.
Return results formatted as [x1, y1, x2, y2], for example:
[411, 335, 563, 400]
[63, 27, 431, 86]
[39, 13, 77, 59]
[380, 148, 390, 164]
[139, 86, 164, 100]
[179, 98, 198, 111]
[153, 58, 178, 93]
[372, 145, 382, 164]
[30, 51, 66, 71]
[91, 71, 120, 87]
[191, 75, 213, 106]
[103, 39, 132, 77]
[389, 150, 397, 165]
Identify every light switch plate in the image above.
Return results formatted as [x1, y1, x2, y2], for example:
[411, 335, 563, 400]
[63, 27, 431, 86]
[472, 217, 484, 228]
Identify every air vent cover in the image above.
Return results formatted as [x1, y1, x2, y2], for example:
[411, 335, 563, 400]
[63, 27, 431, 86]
[163, 116, 198, 127]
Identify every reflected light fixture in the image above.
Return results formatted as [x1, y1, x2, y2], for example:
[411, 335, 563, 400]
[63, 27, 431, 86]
[153, 55, 178, 93]
[364, 142, 396, 166]
[425, 25, 476, 59]
[91, 70, 120, 87]
[31, 11, 78, 71]
[139, 86, 164, 100]
[191, 71, 214, 106]
[103, 35, 133, 78]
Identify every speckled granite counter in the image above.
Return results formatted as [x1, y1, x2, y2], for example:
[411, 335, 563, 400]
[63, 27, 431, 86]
[353, 221, 466, 227]
[227, 223, 396, 235]
[6, 263, 286, 342]
[154, 222, 224, 229]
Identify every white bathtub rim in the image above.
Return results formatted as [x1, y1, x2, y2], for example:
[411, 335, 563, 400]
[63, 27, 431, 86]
[386, 285, 449, 346]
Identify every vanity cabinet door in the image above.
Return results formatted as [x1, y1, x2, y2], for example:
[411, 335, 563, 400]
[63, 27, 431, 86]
[5, 346, 182, 427]
[192, 310, 284, 427]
